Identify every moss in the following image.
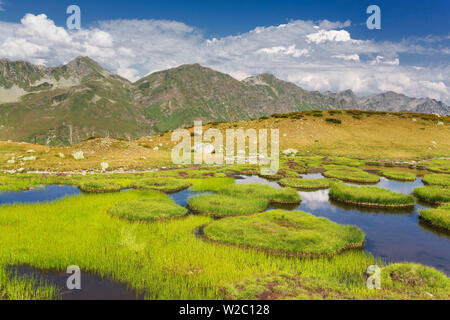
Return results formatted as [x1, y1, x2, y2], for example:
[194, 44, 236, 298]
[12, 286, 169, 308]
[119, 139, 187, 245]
[203, 210, 365, 256]
[329, 184, 416, 207]
[188, 194, 268, 218]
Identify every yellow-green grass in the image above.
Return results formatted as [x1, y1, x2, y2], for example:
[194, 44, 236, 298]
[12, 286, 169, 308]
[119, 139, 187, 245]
[188, 194, 268, 218]
[79, 181, 123, 193]
[380, 170, 416, 182]
[329, 184, 416, 208]
[203, 210, 365, 257]
[132, 178, 191, 193]
[188, 177, 235, 192]
[0, 190, 409, 300]
[278, 178, 335, 190]
[421, 159, 450, 174]
[323, 166, 380, 184]
[423, 174, 450, 187]
[224, 263, 450, 300]
[328, 157, 364, 167]
[218, 183, 301, 204]
[419, 204, 450, 232]
[413, 186, 450, 204]
[381, 263, 450, 299]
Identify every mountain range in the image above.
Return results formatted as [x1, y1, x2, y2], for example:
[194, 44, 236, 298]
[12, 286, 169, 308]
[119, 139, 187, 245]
[0, 56, 448, 145]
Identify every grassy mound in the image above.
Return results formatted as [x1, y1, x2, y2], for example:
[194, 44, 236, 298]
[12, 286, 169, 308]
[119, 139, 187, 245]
[382, 263, 450, 299]
[380, 170, 416, 182]
[413, 186, 450, 204]
[323, 166, 380, 183]
[421, 159, 450, 174]
[188, 177, 235, 192]
[132, 178, 191, 193]
[278, 178, 334, 190]
[188, 194, 268, 218]
[108, 195, 187, 221]
[419, 204, 450, 231]
[203, 210, 365, 256]
[329, 184, 416, 207]
[219, 183, 301, 204]
[423, 174, 450, 187]
[79, 181, 122, 193]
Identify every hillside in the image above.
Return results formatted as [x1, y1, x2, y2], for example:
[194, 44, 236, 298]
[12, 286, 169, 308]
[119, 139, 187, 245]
[0, 57, 449, 146]
[0, 110, 448, 172]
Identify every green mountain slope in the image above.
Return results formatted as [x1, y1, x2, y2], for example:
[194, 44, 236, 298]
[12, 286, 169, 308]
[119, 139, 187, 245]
[0, 57, 448, 145]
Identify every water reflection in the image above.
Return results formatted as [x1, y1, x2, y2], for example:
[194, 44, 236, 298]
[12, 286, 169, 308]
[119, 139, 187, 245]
[0, 185, 80, 206]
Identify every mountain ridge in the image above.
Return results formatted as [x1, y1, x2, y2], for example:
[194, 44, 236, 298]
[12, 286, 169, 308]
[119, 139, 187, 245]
[0, 57, 448, 145]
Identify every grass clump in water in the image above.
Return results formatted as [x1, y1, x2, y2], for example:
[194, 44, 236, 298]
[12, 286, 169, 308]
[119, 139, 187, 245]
[380, 170, 416, 182]
[219, 183, 301, 204]
[329, 184, 416, 207]
[204, 210, 365, 256]
[132, 178, 191, 193]
[423, 174, 450, 187]
[188, 194, 268, 218]
[79, 181, 123, 193]
[278, 178, 335, 190]
[109, 192, 187, 221]
[382, 263, 450, 299]
[323, 166, 380, 183]
[419, 204, 450, 231]
[413, 186, 450, 204]
[188, 177, 235, 192]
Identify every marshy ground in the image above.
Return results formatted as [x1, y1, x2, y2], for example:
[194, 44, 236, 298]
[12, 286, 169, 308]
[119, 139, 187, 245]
[0, 110, 449, 300]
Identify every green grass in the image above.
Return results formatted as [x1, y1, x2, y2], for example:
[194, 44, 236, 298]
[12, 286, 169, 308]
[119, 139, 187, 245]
[80, 181, 123, 193]
[218, 183, 301, 204]
[203, 210, 365, 256]
[0, 190, 393, 300]
[108, 192, 187, 221]
[328, 157, 364, 167]
[419, 204, 450, 231]
[188, 177, 235, 192]
[188, 194, 268, 218]
[278, 178, 335, 190]
[323, 166, 380, 183]
[421, 159, 450, 174]
[382, 263, 450, 299]
[414, 186, 450, 204]
[423, 174, 450, 187]
[132, 178, 191, 193]
[329, 184, 416, 207]
[380, 170, 416, 182]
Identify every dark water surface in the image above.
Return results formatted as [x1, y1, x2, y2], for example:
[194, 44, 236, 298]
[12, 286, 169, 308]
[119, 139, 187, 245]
[9, 266, 143, 300]
[0, 185, 80, 206]
[234, 175, 450, 275]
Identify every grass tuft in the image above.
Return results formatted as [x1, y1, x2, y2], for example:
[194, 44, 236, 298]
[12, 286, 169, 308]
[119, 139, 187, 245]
[278, 178, 336, 190]
[203, 210, 365, 256]
[380, 170, 416, 182]
[218, 183, 301, 204]
[329, 184, 416, 207]
[323, 166, 380, 183]
[132, 178, 191, 193]
[419, 204, 450, 231]
[413, 186, 450, 204]
[423, 174, 450, 187]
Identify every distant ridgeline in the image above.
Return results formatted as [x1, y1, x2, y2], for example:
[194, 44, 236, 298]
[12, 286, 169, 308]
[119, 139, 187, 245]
[0, 57, 448, 146]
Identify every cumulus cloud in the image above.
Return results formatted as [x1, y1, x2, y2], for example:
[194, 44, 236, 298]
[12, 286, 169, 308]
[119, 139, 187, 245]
[0, 13, 449, 104]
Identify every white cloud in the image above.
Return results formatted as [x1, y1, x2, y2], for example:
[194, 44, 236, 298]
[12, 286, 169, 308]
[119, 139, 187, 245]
[0, 14, 449, 104]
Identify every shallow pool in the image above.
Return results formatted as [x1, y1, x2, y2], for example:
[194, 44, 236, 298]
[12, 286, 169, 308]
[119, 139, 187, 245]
[0, 185, 80, 206]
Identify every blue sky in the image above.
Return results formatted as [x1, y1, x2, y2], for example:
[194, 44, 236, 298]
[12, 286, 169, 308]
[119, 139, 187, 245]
[1, 0, 448, 40]
[0, 0, 449, 103]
